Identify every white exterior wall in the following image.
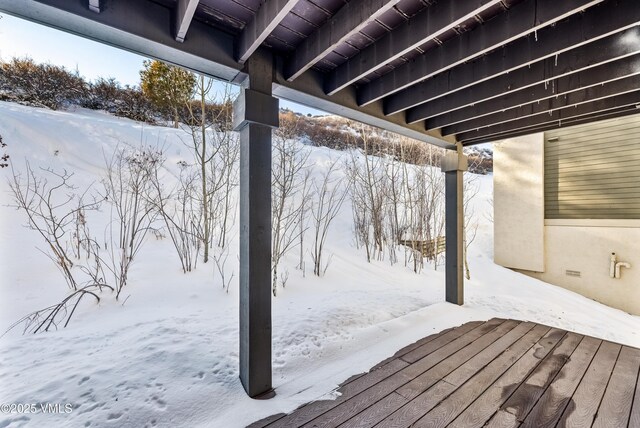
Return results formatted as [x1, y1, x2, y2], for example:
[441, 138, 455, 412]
[493, 133, 545, 272]
[524, 220, 640, 315]
[494, 134, 640, 315]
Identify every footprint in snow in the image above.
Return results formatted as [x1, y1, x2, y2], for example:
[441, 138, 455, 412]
[106, 412, 122, 421]
[0, 415, 30, 428]
[150, 395, 167, 410]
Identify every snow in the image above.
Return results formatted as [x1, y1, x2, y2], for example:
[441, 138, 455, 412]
[0, 101, 638, 428]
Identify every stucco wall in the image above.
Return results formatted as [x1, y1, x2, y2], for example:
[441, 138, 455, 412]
[493, 133, 545, 272]
[518, 221, 640, 315]
[494, 132, 640, 315]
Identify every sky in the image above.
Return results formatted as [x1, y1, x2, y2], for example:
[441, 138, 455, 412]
[0, 13, 324, 116]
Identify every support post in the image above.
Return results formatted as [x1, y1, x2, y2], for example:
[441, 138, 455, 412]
[233, 51, 279, 398]
[441, 146, 467, 305]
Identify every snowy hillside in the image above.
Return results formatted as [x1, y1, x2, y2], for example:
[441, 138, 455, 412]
[0, 101, 638, 428]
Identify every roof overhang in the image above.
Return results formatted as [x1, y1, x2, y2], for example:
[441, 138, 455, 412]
[1, 0, 638, 148]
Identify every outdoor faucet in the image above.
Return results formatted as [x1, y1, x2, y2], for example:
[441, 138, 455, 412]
[610, 252, 631, 279]
[615, 261, 631, 279]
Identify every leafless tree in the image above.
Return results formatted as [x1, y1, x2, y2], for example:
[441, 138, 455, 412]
[209, 109, 238, 250]
[0, 134, 8, 168]
[310, 160, 348, 277]
[345, 131, 388, 262]
[213, 242, 235, 293]
[148, 160, 201, 273]
[383, 141, 403, 265]
[271, 116, 312, 295]
[181, 75, 215, 262]
[297, 169, 313, 275]
[102, 145, 161, 299]
[463, 170, 481, 280]
[180, 78, 237, 262]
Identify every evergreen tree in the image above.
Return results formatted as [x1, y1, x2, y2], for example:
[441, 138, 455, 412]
[139, 60, 196, 128]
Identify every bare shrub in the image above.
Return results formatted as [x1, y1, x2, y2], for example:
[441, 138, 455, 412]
[0, 134, 8, 168]
[180, 80, 238, 263]
[80, 78, 155, 123]
[5, 160, 113, 335]
[463, 169, 481, 280]
[271, 116, 312, 295]
[0, 58, 85, 110]
[3, 284, 114, 336]
[310, 160, 348, 277]
[149, 161, 201, 273]
[8, 162, 102, 290]
[102, 146, 161, 299]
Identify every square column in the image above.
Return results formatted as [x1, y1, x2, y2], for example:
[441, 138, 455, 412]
[441, 148, 468, 305]
[232, 52, 279, 398]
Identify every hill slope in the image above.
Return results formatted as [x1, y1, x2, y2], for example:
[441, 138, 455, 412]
[0, 101, 638, 428]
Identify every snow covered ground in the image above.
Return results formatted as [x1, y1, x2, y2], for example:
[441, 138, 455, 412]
[0, 101, 638, 428]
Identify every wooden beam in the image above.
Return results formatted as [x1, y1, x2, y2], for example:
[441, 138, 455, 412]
[175, 0, 199, 42]
[385, 0, 640, 116]
[285, 0, 402, 81]
[272, 59, 455, 148]
[431, 55, 640, 132]
[360, 0, 603, 107]
[237, 0, 298, 64]
[455, 91, 640, 143]
[460, 107, 640, 145]
[0, 0, 241, 81]
[88, 0, 100, 13]
[323, 0, 504, 96]
[444, 74, 640, 135]
[410, 30, 640, 124]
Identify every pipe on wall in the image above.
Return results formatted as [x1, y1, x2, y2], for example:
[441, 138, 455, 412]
[615, 262, 632, 279]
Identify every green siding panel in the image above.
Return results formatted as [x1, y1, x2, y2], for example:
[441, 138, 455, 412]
[545, 114, 640, 220]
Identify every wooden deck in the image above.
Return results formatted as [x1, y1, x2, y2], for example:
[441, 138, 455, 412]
[249, 318, 640, 428]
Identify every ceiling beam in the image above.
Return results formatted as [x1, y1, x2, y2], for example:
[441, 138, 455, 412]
[461, 107, 640, 145]
[360, 0, 602, 107]
[410, 28, 640, 124]
[272, 58, 455, 148]
[285, 0, 402, 81]
[429, 54, 640, 131]
[88, 0, 100, 13]
[175, 0, 199, 43]
[443, 74, 640, 135]
[455, 91, 640, 143]
[237, 0, 298, 64]
[323, 0, 504, 96]
[386, 0, 640, 116]
[0, 0, 241, 81]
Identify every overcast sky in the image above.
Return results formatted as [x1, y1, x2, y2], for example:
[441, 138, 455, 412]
[0, 13, 324, 115]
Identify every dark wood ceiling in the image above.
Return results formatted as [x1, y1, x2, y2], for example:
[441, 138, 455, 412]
[177, 0, 640, 145]
[6, 0, 639, 146]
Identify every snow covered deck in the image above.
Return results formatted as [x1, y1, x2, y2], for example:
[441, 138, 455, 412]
[249, 318, 640, 428]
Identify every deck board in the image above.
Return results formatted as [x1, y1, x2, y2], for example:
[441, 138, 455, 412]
[556, 341, 620, 428]
[412, 324, 550, 428]
[519, 336, 601, 428]
[592, 345, 640, 428]
[449, 327, 565, 428]
[487, 331, 584, 426]
[250, 319, 640, 428]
